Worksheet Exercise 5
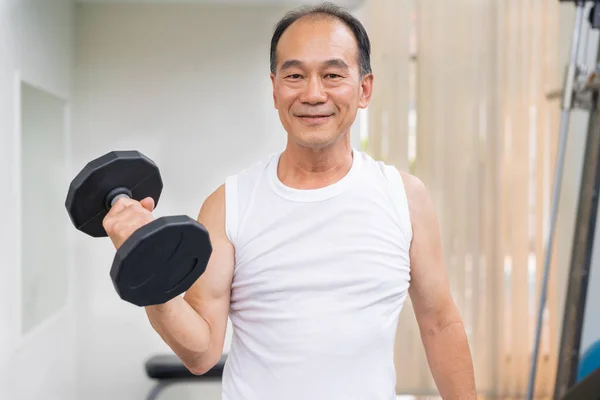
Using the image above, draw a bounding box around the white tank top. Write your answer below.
[221,149,412,400]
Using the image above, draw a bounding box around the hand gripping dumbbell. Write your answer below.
[65,151,212,307]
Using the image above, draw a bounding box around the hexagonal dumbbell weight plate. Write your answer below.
[65,151,212,306]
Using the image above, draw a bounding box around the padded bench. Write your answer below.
[144,354,227,400]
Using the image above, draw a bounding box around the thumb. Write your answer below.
[140,197,155,212]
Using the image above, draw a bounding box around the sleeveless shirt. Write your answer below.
[221,149,412,400]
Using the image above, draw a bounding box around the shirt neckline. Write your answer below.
[268,148,362,203]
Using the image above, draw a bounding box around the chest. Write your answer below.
[230,195,411,312]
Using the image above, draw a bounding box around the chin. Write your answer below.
[298,141,332,150]
[293,133,341,149]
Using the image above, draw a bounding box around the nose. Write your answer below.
[300,75,327,105]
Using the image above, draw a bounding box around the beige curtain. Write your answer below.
[362,0,562,397]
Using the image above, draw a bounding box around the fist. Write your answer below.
[102,197,156,249]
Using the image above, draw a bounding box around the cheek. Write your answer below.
[331,86,359,110]
[275,86,297,105]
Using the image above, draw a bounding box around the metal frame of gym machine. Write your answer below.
[527,1,600,399]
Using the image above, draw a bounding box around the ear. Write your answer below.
[358,73,374,109]
[270,72,278,109]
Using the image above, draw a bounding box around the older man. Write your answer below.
[104,3,477,399]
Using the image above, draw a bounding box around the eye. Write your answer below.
[326,74,342,79]
[286,74,302,79]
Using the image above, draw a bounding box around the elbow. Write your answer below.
[188,363,214,376]
[188,365,212,376]
[418,304,465,338]
[185,353,222,376]
[421,318,464,338]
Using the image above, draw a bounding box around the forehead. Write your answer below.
[276,17,359,66]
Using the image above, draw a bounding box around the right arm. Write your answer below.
[144,184,234,374]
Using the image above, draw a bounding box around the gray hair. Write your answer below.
[269,2,372,77]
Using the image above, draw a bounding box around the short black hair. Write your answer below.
[269,2,372,77]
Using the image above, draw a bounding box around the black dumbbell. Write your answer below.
[65,150,212,307]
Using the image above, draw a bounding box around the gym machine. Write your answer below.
[528,1,600,399]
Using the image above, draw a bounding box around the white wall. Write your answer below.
[72,4,363,399]
[0,1,76,400]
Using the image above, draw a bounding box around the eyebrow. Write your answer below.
[279,58,350,72]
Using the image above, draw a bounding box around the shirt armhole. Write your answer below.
[383,165,413,248]
[225,174,238,245]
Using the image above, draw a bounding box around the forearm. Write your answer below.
[145,297,216,373]
[420,317,477,399]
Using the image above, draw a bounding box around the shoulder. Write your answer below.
[201,184,225,212]
[396,170,430,209]
[355,151,435,229]
[357,150,431,210]
[197,153,277,238]
[201,153,276,211]
[198,184,226,233]
[355,151,418,191]
[395,169,439,248]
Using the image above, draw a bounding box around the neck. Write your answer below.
[278,132,353,190]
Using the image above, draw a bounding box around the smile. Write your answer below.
[297,115,332,124]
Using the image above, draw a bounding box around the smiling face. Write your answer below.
[270,16,373,149]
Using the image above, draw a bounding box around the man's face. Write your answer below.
[270,17,373,149]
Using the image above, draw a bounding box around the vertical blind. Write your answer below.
[362,0,563,397]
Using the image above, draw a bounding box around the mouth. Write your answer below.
[296,114,333,124]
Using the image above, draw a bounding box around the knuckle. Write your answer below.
[102,204,153,239]
[134,206,152,219]
[112,197,128,208]
[102,216,115,232]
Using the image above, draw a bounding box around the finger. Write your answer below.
[103,197,140,231]
[139,197,155,212]
[107,197,139,216]
[105,206,152,238]
[111,202,149,223]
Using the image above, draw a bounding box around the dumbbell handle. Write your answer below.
[105,187,133,210]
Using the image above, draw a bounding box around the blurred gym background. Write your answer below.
[1,0,599,399]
